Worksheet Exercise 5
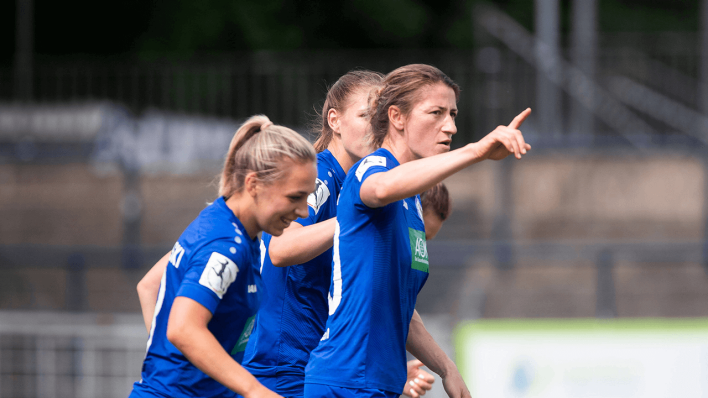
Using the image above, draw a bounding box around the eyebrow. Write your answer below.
[428,105,458,112]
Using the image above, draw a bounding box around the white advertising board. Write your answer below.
[455,319,708,398]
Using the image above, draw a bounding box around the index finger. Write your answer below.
[508,108,531,129]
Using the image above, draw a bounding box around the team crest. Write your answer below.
[307,178,330,215]
[199,252,239,299]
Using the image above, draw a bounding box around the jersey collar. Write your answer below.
[216,196,259,247]
[322,149,347,182]
[373,147,400,168]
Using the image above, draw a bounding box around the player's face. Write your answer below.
[337,88,374,160]
[256,159,317,236]
[403,83,457,160]
[423,208,444,240]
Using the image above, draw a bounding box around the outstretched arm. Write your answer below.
[361,108,531,208]
[268,218,337,267]
[406,310,471,398]
[167,297,282,398]
[137,252,170,333]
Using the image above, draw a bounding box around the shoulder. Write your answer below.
[188,235,254,300]
[307,154,341,217]
[350,149,394,185]
[190,209,254,268]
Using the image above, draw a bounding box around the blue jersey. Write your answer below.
[305,148,430,394]
[131,197,264,398]
[242,150,346,394]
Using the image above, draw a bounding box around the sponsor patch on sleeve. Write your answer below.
[199,252,239,299]
[355,156,387,182]
[307,178,331,215]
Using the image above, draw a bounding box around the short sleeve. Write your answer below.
[177,238,248,314]
[352,155,390,211]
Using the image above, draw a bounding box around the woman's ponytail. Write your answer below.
[219,115,316,198]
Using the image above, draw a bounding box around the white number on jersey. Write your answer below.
[260,239,266,274]
[145,270,167,354]
[328,221,342,315]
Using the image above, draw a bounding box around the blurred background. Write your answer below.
[1,0,707,396]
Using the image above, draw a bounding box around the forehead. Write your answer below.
[343,86,376,111]
[275,159,317,190]
[413,83,457,110]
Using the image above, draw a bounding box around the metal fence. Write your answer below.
[0,312,145,398]
[1,30,705,147]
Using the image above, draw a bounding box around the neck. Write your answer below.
[224,193,259,240]
[327,137,358,173]
[381,128,416,164]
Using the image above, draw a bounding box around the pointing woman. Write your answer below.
[305,64,531,398]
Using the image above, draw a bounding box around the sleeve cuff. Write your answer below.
[176,282,220,314]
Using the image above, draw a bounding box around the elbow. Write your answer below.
[268,248,287,267]
[136,279,150,299]
[371,182,395,208]
[166,321,188,350]
[268,241,294,267]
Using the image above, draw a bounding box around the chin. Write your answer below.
[264,225,285,237]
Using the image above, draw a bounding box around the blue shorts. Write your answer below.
[304,384,398,398]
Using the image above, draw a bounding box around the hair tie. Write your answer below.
[260,121,273,131]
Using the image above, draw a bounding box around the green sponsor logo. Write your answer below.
[231,315,256,355]
[408,228,429,273]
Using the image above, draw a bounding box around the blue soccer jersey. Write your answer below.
[131,197,264,398]
[305,148,430,394]
[242,149,346,396]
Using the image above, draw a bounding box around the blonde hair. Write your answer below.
[219,115,316,198]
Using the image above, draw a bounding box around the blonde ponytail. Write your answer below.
[219,115,316,198]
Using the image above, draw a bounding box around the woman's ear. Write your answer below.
[244,172,259,198]
[388,105,405,131]
[327,108,340,134]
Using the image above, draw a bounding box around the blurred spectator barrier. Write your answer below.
[0,311,145,398]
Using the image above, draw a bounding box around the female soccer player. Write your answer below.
[129,115,317,398]
[304,64,531,398]
[241,70,434,398]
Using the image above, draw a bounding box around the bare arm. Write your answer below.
[167,297,282,398]
[407,310,470,398]
[137,252,170,333]
[361,108,531,208]
[268,218,337,267]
